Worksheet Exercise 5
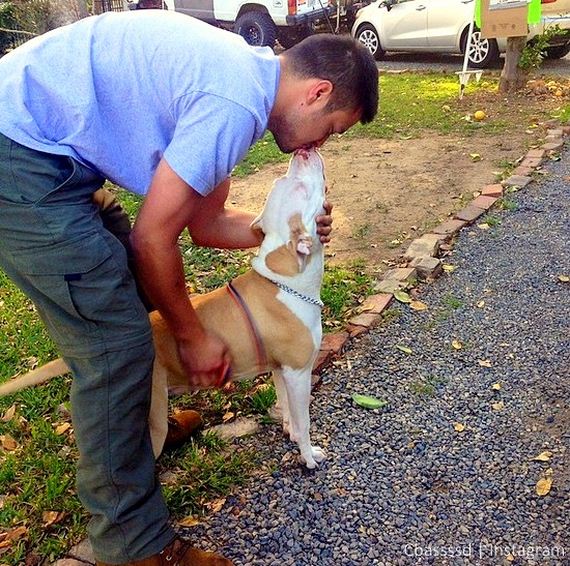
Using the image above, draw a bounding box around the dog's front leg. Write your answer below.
[272,370,291,437]
[280,366,326,469]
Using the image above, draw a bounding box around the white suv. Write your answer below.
[351,0,570,68]
[156,0,335,48]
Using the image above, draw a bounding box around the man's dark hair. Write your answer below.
[283,34,379,124]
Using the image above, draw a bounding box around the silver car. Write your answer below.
[352,0,570,68]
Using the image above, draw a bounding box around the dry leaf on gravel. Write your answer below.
[410,300,428,311]
[205,498,227,513]
[452,340,463,350]
[533,451,553,462]
[535,477,553,496]
[442,264,457,273]
[491,401,505,411]
[476,300,485,308]
[395,345,413,354]
[478,360,492,368]
[453,422,466,432]
[491,382,502,391]
[558,275,569,283]
[178,516,201,527]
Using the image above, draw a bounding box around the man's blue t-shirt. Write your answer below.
[0,11,280,195]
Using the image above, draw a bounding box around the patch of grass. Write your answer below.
[410,375,448,398]
[352,223,371,239]
[498,197,518,212]
[321,260,374,330]
[442,293,464,310]
[159,432,256,520]
[552,104,570,122]
[485,215,502,227]
[381,307,401,325]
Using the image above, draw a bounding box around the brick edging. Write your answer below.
[312,124,569,382]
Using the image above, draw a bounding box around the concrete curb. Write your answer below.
[311,123,569,384]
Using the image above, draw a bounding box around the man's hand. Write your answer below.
[316,199,333,244]
[176,330,232,388]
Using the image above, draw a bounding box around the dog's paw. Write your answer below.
[301,445,327,469]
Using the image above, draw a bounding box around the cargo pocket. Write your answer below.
[16,231,150,358]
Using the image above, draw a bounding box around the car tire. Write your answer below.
[463,28,499,69]
[355,23,385,61]
[235,11,277,47]
[545,43,570,60]
[278,26,312,49]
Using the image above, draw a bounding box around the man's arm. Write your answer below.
[189,177,334,247]
[131,159,232,387]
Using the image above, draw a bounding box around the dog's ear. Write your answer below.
[265,214,312,276]
[288,213,313,272]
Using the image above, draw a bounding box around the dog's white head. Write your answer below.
[251,148,326,277]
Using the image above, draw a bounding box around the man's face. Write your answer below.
[270,104,362,153]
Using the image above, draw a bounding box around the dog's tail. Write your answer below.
[0,358,70,397]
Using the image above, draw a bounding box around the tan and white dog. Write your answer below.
[0,148,327,469]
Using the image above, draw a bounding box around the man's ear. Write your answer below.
[307,79,333,107]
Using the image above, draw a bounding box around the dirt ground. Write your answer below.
[229,132,525,268]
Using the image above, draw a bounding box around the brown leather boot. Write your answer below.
[163,410,203,450]
[96,537,234,565]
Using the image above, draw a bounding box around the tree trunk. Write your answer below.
[498,36,528,93]
[46,0,89,30]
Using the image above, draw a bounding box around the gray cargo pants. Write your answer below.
[0,133,175,563]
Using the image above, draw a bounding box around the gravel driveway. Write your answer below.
[186,147,570,565]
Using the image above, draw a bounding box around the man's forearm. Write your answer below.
[131,232,202,340]
[190,208,263,249]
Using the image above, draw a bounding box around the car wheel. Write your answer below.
[235,11,277,48]
[278,26,311,49]
[465,29,499,69]
[355,23,385,61]
[545,43,570,59]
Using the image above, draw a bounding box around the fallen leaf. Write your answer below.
[478,360,492,368]
[491,382,502,391]
[1,404,16,423]
[393,290,412,304]
[178,516,201,527]
[222,412,235,423]
[453,422,466,432]
[476,300,485,308]
[352,393,387,410]
[477,223,490,230]
[492,401,504,411]
[442,264,457,273]
[206,498,227,513]
[533,451,553,462]
[470,153,482,162]
[558,275,569,283]
[42,511,65,527]
[395,345,413,355]
[535,477,552,496]
[452,340,463,350]
[54,422,71,436]
[0,434,18,451]
[410,300,428,311]
[5,525,27,542]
